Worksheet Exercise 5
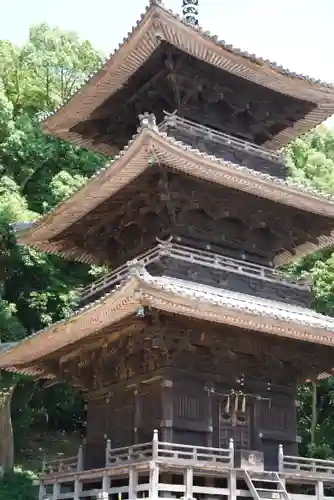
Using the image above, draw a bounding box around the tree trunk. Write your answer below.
[0,380,16,471]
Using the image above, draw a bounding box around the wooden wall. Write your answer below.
[84,369,298,471]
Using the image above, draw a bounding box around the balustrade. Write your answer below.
[78,240,310,306]
[279,444,334,477]
[39,437,334,500]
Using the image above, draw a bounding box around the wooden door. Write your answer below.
[219,404,251,450]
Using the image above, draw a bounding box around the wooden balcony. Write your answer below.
[78,240,311,307]
[39,433,334,500]
[279,444,334,481]
[159,112,288,179]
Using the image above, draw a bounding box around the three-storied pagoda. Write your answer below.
[2,1,334,497]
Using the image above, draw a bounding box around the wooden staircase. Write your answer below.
[244,470,291,500]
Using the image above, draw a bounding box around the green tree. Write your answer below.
[0,24,106,468]
[285,126,334,458]
[0,24,102,114]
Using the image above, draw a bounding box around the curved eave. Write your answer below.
[0,272,334,375]
[41,2,334,153]
[18,125,334,266]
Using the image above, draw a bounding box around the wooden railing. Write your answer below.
[43,446,83,475]
[156,440,234,465]
[104,429,234,468]
[159,111,283,164]
[79,245,162,304]
[106,441,153,465]
[39,440,334,500]
[78,240,310,305]
[279,444,334,476]
[41,430,234,478]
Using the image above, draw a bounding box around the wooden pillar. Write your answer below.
[150,429,160,500]
[228,469,237,500]
[38,480,46,500]
[160,379,173,442]
[74,475,81,500]
[52,481,60,500]
[149,461,160,500]
[184,466,194,500]
[101,470,109,500]
[316,481,324,500]
[129,466,138,499]
[74,444,83,498]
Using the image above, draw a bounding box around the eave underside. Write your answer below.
[67,44,316,154]
[0,272,334,381]
[19,158,334,268]
[3,313,334,391]
[41,4,334,153]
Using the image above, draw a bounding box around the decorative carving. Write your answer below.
[73,44,314,151]
[54,168,334,269]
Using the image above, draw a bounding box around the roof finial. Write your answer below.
[182,0,199,26]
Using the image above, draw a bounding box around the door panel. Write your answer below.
[219,403,251,450]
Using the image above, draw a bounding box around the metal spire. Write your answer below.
[182,0,199,26]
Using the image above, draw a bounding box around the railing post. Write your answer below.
[229,438,234,468]
[150,430,159,500]
[278,444,284,473]
[77,444,84,472]
[101,471,109,500]
[152,429,159,460]
[149,460,159,500]
[105,439,111,467]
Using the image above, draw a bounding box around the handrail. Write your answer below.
[79,246,162,302]
[43,431,234,476]
[159,111,283,164]
[279,444,334,475]
[78,240,310,304]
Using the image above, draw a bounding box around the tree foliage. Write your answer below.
[0,24,105,465]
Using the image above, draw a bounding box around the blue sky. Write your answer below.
[1,0,334,83]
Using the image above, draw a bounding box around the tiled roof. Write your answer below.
[17,115,334,266]
[0,266,333,373]
[144,273,334,335]
[40,1,334,152]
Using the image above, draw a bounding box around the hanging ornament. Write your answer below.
[225,394,230,414]
[234,392,239,412]
[242,394,246,413]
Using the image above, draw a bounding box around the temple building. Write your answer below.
[2,1,334,499]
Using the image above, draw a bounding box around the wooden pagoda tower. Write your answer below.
[2,1,334,499]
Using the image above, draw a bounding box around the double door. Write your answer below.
[219,403,251,450]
